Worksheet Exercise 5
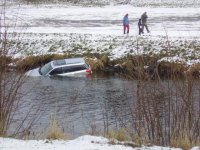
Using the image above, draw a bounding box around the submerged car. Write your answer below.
[26,57,92,77]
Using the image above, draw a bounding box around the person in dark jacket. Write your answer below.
[138,19,143,35]
[141,12,150,33]
[123,13,129,34]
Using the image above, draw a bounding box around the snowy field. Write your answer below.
[3,4,200,65]
[2,0,200,7]
[1,135,197,150]
[6,5,200,38]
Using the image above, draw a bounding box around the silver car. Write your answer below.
[26,57,92,77]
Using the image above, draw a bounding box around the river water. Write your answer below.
[16,73,136,138]
[13,74,200,139]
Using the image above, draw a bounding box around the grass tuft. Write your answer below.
[171,134,195,150]
[107,128,128,142]
[46,114,66,140]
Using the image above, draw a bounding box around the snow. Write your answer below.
[191,147,200,150]
[2,4,200,65]
[0,135,186,150]
[6,5,200,38]
[158,56,186,63]
[2,0,200,7]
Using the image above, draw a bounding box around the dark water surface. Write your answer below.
[18,73,136,138]
[14,74,200,139]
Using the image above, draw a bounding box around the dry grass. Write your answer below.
[185,63,200,78]
[85,58,105,71]
[16,54,69,71]
[171,134,196,150]
[107,128,128,142]
[46,114,67,140]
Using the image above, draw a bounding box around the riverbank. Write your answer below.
[3,4,199,77]
[1,135,199,150]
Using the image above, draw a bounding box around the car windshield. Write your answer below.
[40,62,53,75]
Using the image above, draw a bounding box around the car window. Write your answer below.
[40,62,53,75]
[62,66,72,73]
[70,65,87,72]
[49,67,63,75]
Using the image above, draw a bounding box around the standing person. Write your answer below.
[138,19,143,35]
[141,12,150,33]
[123,13,129,34]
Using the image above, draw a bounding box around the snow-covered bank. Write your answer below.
[0,135,189,150]
[3,4,199,66]
[10,33,200,66]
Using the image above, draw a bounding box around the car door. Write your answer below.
[61,66,73,76]
[71,65,87,75]
[61,65,86,76]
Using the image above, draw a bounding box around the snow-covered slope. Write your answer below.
[10,33,200,66]
[0,135,186,150]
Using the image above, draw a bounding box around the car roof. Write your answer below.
[52,58,85,67]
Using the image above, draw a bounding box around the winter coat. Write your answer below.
[123,15,129,26]
[141,13,148,24]
[138,19,142,28]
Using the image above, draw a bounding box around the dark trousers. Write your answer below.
[139,28,143,35]
[142,23,150,33]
